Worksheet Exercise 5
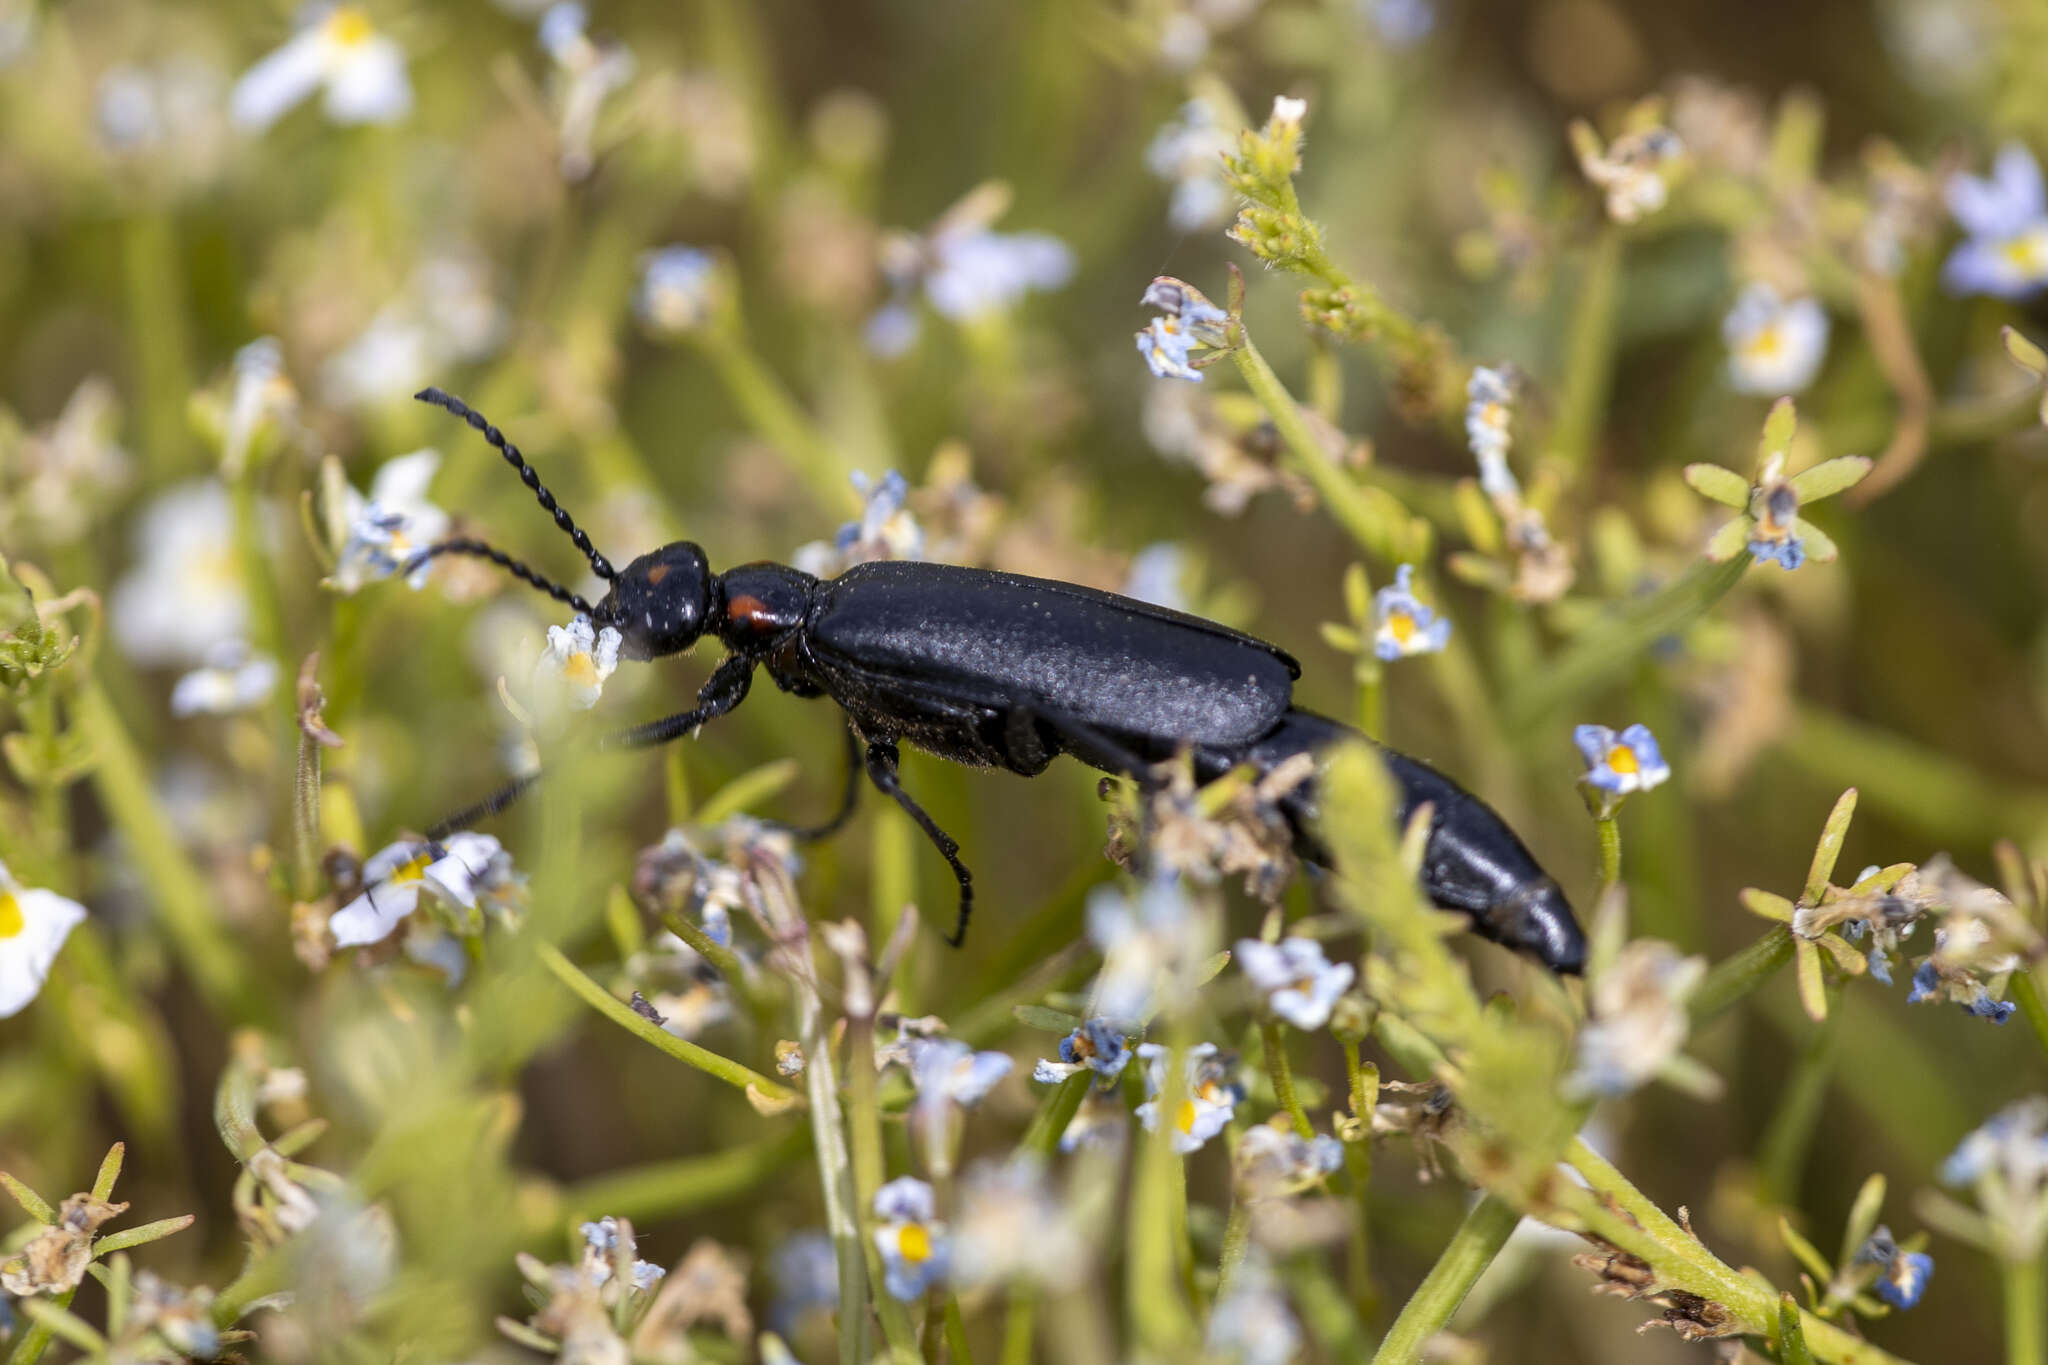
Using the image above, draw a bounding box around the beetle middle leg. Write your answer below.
[781,723,863,842]
[861,736,975,947]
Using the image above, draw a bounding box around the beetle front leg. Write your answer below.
[861,736,975,947]
[600,654,755,751]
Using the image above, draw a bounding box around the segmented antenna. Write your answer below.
[414,387,616,580]
[401,539,596,615]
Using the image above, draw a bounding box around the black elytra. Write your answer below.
[406,388,1587,972]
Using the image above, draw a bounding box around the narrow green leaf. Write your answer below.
[1778,1216,1834,1285]
[1012,1004,1082,1033]
[1704,516,1753,562]
[1793,518,1839,563]
[1759,397,1799,462]
[1740,888,1796,924]
[1795,943,1829,1022]
[696,758,802,825]
[0,1171,56,1224]
[92,1214,195,1258]
[1803,789,1859,902]
[1840,1173,1887,1268]
[1777,1293,1819,1365]
[1682,462,1751,508]
[91,1142,125,1203]
[2002,324,2048,376]
[17,1298,108,1354]
[1787,455,1872,502]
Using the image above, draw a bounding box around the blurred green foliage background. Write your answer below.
[2,0,2047,1361]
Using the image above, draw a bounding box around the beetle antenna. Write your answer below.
[402,538,597,615]
[414,387,617,581]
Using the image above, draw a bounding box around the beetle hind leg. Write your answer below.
[862,736,975,947]
[781,723,864,842]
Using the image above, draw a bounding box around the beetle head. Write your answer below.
[597,541,713,661]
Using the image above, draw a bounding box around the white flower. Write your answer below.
[1574,125,1683,224]
[1234,1120,1344,1199]
[1122,543,1189,610]
[221,338,297,477]
[108,479,248,666]
[1206,1254,1303,1365]
[322,258,505,409]
[1145,101,1235,232]
[1722,285,1830,395]
[0,862,87,1018]
[170,640,282,717]
[1269,96,1308,130]
[4,376,132,547]
[536,613,623,710]
[1565,939,1707,1099]
[329,832,509,947]
[867,192,1074,355]
[949,1158,1085,1291]
[1371,564,1451,660]
[539,2,635,181]
[579,1217,666,1291]
[1134,1041,1239,1154]
[230,5,412,132]
[329,450,450,593]
[1086,877,1200,1026]
[1235,937,1355,1031]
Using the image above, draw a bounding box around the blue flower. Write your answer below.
[1573,723,1671,796]
[1723,284,1830,396]
[636,246,721,336]
[1943,143,2048,299]
[1135,278,1231,383]
[1033,1017,1130,1084]
[769,1231,838,1332]
[1747,466,1807,570]
[1941,1097,2048,1186]
[1910,952,2015,1023]
[1855,1226,1932,1310]
[1464,366,1517,497]
[1371,564,1451,660]
[872,1177,948,1300]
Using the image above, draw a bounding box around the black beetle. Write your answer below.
[405,388,1586,973]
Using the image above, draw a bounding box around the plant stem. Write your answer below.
[694,334,851,515]
[845,1012,923,1358]
[1260,1019,1315,1139]
[1503,553,1752,732]
[1595,814,1621,888]
[1369,1194,1519,1365]
[1756,1005,1841,1209]
[537,943,798,1104]
[2010,1255,2047,1365]
[1231,338,1420,564]
[1546,226,1622,479]
[559,1123,809,1223]
[2012,971,2048,1062]
[1690,927,1794,1027]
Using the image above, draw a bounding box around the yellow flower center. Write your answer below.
[0,891,22,940]
[897,1223,932,1264]
[1742,325,1784,361]
[324,6,376,48]
[564,652,599,688]
[1387,610,1417,644]
[1479,402,1506,429]
[1177,1098,1199,1133]
[391,853,432,883]
[1607,745,1640,776]
[2001,234,2048,273]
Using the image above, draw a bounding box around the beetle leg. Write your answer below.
[862,736,975,947]
[783,723,863,842]
[600,655,755,750]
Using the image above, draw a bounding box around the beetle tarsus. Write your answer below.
[862,736,974,948]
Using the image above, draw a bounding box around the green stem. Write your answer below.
[1369,1194,1519,1364]
[2012,971,2048,1063]
[1128,1038,1198,1352]
[1755,1005,1841,1209]
[537,943,799,1104]
[74,677,260,1022]
[845,1014,923,1358]
[1595,814,1621,888]
[1230,338,1422,565]
[1546,226,1622,480]
[1000,1289,1037,1365]
[120,210,193,474]
[1503,553,1752,732]
[1690,927,1794,1027]
[943,1295,975,1365]
[2011,1255,2047,1365]
[559,1123,808,1223]
[1020,1073,1090,1157]
[694,334,850,514]
[4,1288,78,1365]
[1215,1196,1251,1303]
[1259,1019,1315,1139]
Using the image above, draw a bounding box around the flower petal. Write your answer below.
[230,29,326,131]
